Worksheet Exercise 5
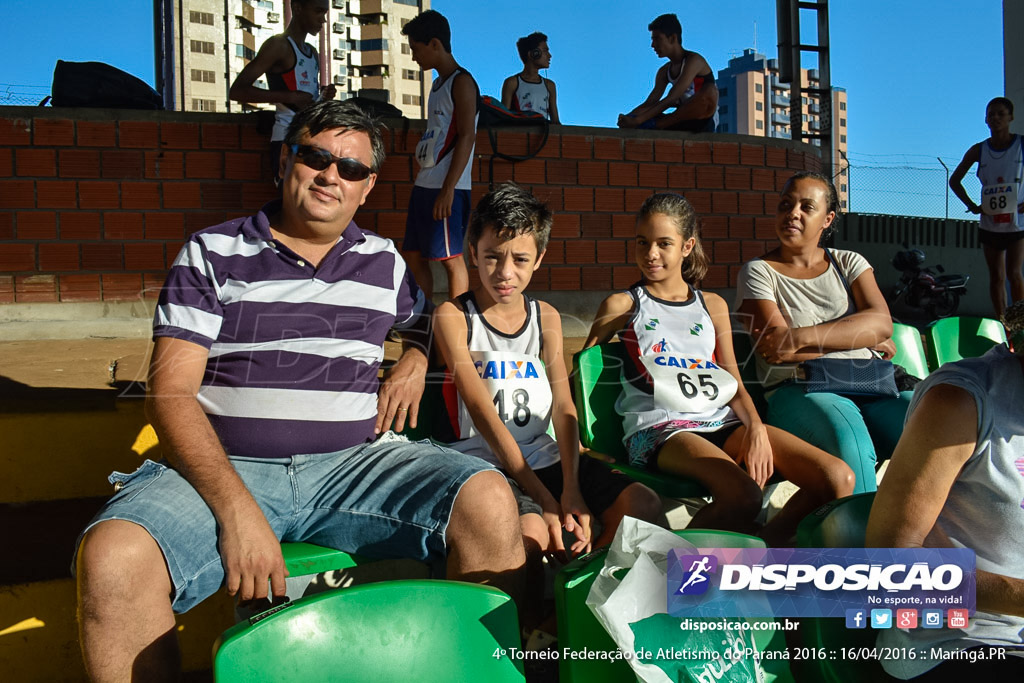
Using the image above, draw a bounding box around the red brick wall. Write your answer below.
[0,107,822,304]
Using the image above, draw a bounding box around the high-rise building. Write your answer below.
[154,0,431,119]
[716,49,849,209]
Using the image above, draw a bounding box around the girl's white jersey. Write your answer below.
[617,285,738,439]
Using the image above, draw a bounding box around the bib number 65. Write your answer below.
[677,372,719,401]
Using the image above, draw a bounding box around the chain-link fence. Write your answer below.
[0,84,52,106]
[840,155,982,220]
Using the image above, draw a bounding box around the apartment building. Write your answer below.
[155,0,431,119]
[716,49,849,209]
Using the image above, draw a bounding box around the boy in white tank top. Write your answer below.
[433,183,665,626]
[229,0,336,179]
[500,32,560,123]
[402,10,478,302]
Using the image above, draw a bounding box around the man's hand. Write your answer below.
[321,84,337,101]
[376,347,428,434]
[432,186,456,221]
[560,487,593,557]
[872,338,897,360]
[219,511,288,603]
[617,113,638,129]
[736,423,774,488]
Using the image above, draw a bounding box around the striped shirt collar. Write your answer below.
[243,199,367,257]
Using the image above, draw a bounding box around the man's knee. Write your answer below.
[617,483,663,523]
[78,520,171,606]
[448,470,519,542]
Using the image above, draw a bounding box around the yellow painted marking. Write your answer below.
[0,617,45,636]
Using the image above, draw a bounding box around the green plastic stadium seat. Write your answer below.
[794,493,888,682]
[890,323,929,380]
[213,580,524,683]
[555,529,792,683]
[732,329,768,418]
[572,343,708,499]
[925,316,1007,370]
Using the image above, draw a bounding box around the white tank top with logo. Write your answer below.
[414,68,477,190]
[978,134,1024,232]
[512,76,550,120]
[618,285,739,439]
[442,292,559,469]
[268,37,320,142]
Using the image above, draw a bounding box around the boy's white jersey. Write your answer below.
[511,76,550,120]
[414,68,477,190]
[442,292,559,469]
[617,285,738,439]
[978,134,1024,232]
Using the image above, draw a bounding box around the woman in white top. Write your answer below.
[735,172,911,494]
[949,97,1024,318]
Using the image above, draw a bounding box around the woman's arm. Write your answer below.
[706,293,773,486]
[738,266,893,364]
[583,292,634,348]
[866,383,1024,617]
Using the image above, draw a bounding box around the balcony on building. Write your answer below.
[267,12,280,23]
[238,1,255,24]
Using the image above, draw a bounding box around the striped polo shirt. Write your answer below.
[153,200,426,459]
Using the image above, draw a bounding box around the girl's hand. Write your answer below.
[753,326,799,364]
[736,423,774,488]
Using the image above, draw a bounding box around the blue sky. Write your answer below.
[0,1,1007,215]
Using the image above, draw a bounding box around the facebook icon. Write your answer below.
[846,609,867,629]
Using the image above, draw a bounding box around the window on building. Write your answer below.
[395,0,419,5]
[353,39,388,51]
[719,87,728,97]
[756,120,764,130]
[840,134,847,143]
[191,40,215,55]
[802,114,808,122]
[191,98,216,112]
[755,101,763,111]
[840,101,846,110]
[755,83,763,93]
[402,69,420,80]
[235,45,255,60]
[841,184,848,192]
[190,11,214,25]
[258,1,274,8]
[720,104,728,114]
[190,69,216,83]
[801,96,808,105]
[840,118,846,127]
[402,94,422,106]
[401,44,410,55]
[721,123,729,132]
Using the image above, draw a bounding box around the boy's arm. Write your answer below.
[500,75,518,110]
[229,36,312,109]
[583,292,634,348]
[629,54,710,125]
[618,65,670,126]
[545,79,560,124]
[432,72,478,221]
[949,143,983,214]
[433,301,571,555]
[539,302,591,555]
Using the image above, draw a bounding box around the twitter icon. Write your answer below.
[871,609,892,629]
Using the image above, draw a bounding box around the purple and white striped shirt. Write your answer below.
[153,201,426,458]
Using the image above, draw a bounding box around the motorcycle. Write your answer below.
[888,244,969,319]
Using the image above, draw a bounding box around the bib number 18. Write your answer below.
[493,388,531,427]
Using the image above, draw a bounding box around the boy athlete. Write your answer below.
[501,32,560,123]
[618,13,718,133]
[433,183,664,569]
[229,0,336,170]
[402,10,478,300]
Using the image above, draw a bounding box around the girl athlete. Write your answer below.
[585,193,853,544]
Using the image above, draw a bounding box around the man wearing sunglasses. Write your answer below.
[74,100,525,681]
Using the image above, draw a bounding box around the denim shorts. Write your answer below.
[73,432,493,613]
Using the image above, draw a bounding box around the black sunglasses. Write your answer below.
[290,144,373,181]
